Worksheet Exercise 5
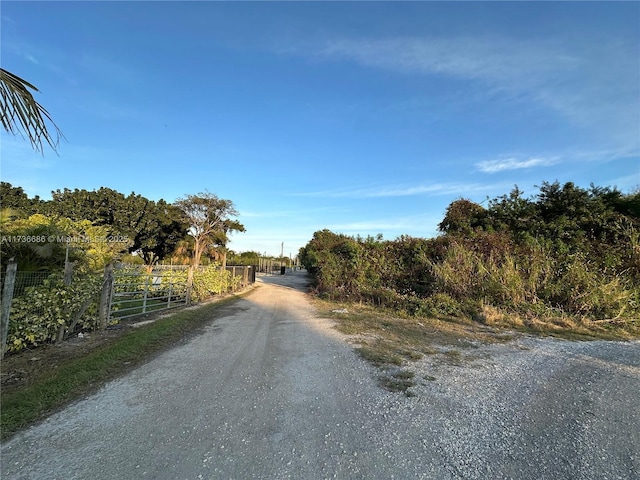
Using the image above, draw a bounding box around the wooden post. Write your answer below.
[57,260,74,342]
[232,266,236,291]
[1,258,18,359]
[142,274,150,314]
[98,264,114,329]
[186,265,194,306]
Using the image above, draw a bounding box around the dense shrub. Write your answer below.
[300,182,640,324]
[6,274,103,352]
[192,265,239,301]
[5,264,242,354]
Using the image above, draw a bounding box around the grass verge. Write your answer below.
[1,297,239,441]
[313,299,503,395]
[313,297,639,395]
[476,303,640,341]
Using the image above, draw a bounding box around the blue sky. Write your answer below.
[1,1,639,257]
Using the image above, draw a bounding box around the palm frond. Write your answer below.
[0,68,64,154]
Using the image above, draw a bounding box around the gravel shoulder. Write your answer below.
[2,270,639,479]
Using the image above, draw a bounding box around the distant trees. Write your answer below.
[1,183,246,270]
[300,182,640,326]
[0,183,42,212]
[227,251,260,266]
[42,187,190,265]
[438,198,487,235]
[174,192,245,267]
[440,182,639,248]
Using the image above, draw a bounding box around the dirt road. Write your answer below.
[2,271,639,479]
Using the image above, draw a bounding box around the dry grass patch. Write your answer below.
[312,298,514,393]
[478,303,640,341]
[312,296,639,394]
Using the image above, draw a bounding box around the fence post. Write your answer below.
[63,261,73,287]
[142,274,150,314]
[167,269,173,309]
[99,264,114,329]
[231,266,236,291]
[186,265,194,306]
[56,261,74,342]
[1,258,18,359]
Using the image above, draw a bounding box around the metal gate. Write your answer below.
[109,267,188,321]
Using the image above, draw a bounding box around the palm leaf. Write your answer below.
[0,68,64,154]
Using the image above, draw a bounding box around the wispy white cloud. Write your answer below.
[297,34,639,150]
[321,36,565,86]
[476,145,639,174]
[476,156,559,173]
[292,181,505,199]
[604,172,640,193]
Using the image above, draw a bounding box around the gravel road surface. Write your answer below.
[2,270,639,479]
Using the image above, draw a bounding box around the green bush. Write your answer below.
[5,264,244,354]
[7,274,103,352]
[300,182,640,325]
[192,265,239,301]
[416,293,464,318]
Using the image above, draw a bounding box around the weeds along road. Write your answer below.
[2,270,639,479]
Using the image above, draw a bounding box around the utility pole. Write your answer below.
[280,242,285,275]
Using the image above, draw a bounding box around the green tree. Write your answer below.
[230,251,260,266]
[1,213,72,271]
[135,200,189,265]
[438,198,487,235]
[0,213,126,272]
[44,187,188,264]
[174,192,244,267]
[485,186,539,236]
[0,182,42,213]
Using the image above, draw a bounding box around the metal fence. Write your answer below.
[0,264,83,358]
[108,265,255,321]
[224,265,256,285]
[1,261,257,357]
[109,268,189,321]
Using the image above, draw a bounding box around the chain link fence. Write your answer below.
[2,261,256,357]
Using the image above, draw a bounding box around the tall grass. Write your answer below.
[301,226,639,334]
[429,238,638,320]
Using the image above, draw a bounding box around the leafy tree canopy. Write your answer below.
[174,191,244,267]
[1,183,189,266]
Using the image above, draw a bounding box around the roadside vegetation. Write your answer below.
[315,298,516,395]
[301,182,640,393]
[0,183,251,354]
